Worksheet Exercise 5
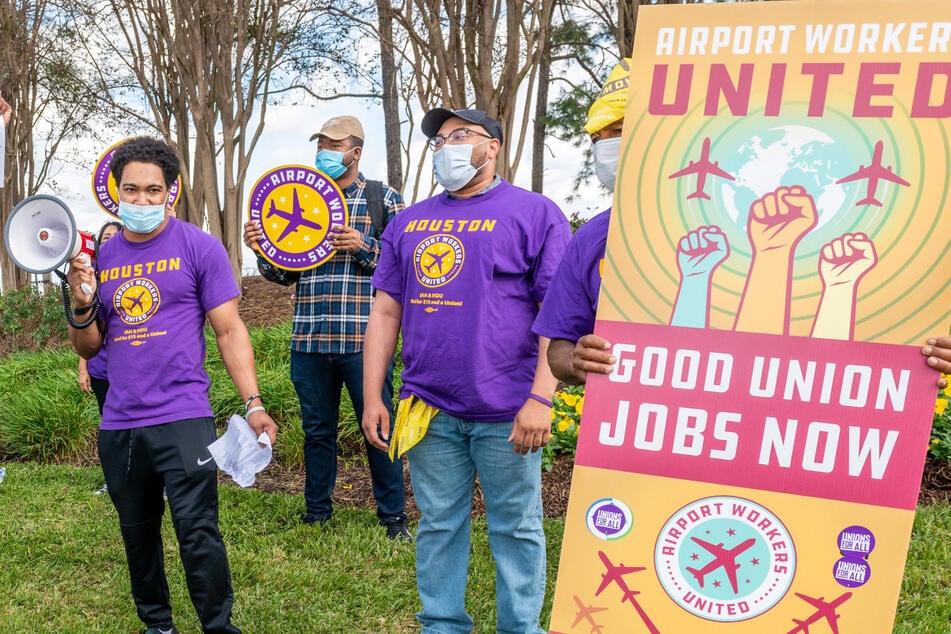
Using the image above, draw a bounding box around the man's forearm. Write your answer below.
[215,323,262,404]
[69,321,103,360]
[363,312,399,401]
[531,336,560,397]
[363,293,402,403]
[547,338,583,385]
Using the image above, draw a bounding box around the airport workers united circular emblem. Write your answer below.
[414,234,464,287]
[92,140,181,217]
[247,165,348,271]
[114,278,161,326]
[655,496,796,622]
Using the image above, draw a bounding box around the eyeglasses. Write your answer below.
[428,127,492,151]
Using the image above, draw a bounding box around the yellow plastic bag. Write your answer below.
[388,395,439,460]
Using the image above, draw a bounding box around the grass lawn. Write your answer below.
[0,463,948,633]
[0,463,563,633]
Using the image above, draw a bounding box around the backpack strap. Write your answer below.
[364,179,387,239]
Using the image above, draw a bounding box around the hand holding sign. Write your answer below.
[328,223,363,253]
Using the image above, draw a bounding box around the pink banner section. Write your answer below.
[577,320,937,510]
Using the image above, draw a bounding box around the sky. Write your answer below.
[22,97,612,277]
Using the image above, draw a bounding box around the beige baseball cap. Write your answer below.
[309,115,365,142]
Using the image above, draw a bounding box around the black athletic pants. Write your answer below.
[98,417,240,634]
[90,375,109,415]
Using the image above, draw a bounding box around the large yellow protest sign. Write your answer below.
[549,1,951,632]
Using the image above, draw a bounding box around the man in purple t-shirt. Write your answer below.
[533,59,634,386]
[362,108,570,633]
[67,137,277,634]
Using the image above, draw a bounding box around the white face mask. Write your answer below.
[593,137,622,192]
[432,141,489,191]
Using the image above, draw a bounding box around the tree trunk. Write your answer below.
[377,0,403,191]
[531,6,553,194]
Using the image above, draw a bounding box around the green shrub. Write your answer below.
[0,350,97,462]
[0,286,69,355]
[0,319,402,469]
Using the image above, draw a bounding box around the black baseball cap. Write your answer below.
[421,108,504,144]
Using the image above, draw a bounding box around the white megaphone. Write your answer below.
[4,194,97,274]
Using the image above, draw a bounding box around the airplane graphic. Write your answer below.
[669,136,735,200]
[265,188,323,242]
[571,595,607,633]
[685,536,757,595]
[787,591,853,634]
[835,140,910,207]
[123,289,147,313]
[595,551,659,634]
[425,249,450,275]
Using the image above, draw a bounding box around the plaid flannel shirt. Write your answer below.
[257,173,405,354]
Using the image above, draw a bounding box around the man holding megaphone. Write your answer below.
[67,136,277,634]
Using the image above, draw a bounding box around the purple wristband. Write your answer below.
[528,393,553,408]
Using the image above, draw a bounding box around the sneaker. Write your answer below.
[302,513,330,526]
[384,519,413,542]
[140,626,179,634]
[94,483,108,496]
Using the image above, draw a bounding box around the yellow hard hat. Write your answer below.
[584,58,632,135]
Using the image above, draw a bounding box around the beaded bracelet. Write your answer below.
[245,405,266,417]
[244,393,262,412]
[527,393,553,408]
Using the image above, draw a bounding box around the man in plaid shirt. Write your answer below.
[243,115,410,540]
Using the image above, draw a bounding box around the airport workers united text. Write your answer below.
[650,21,951,119]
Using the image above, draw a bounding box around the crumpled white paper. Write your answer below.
[207,414,272,487]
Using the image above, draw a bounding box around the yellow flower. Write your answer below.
[561,392,580,407]
[935,398,948,416]
[932,438,941,445]
[557,418,570,432]
[575,396,585,414]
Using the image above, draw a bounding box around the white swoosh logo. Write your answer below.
[197,456,215,466]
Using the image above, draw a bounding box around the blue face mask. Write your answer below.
[117,200,166,234]
[432,141,489,192]
[315,148,356,179]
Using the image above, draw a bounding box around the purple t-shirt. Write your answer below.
[96,218,240,429]
[532,209,611,342]
[373,180,570,422]
[86,347,107,380]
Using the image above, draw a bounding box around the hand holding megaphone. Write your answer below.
[66,254,97,303]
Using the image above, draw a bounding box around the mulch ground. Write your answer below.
[246,444,575,520]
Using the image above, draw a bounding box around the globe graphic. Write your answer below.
[717,124,851,234]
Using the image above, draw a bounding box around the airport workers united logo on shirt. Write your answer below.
[92,140,181,217]
[414,234,464,287]
[655,496,796,622]
[247,165,348,271]
[114,278,161,326]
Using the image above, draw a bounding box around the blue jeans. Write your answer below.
[290,350,405,522]
[407,412,546,634]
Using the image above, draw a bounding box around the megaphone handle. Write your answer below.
[54,270,100,330]
[80,283,93,297]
